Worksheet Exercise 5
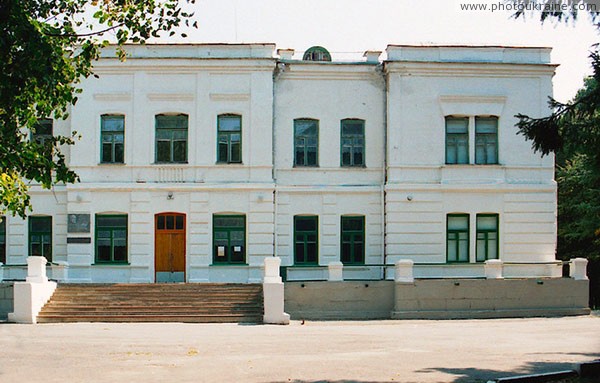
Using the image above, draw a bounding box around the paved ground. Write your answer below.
[0,315,599,383]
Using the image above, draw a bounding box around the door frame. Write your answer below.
[154,212,187,283]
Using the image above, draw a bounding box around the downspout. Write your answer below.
[380,62,388,279]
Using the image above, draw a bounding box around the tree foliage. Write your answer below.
[0,0,196,218]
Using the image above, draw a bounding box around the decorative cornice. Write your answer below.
[147,93,195,102]
[93,93,132,101]
[209,93,250,102]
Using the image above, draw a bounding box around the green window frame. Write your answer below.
[101,115,125,164]
[447,214,469,263]
[475,117,499,164]
[341,216,365,265]
[217,114,242,164]
[294,119,319,167]
[476,214,499,262]
[155,114,188,163]
[29,216,52,261]
[294,216,318,265]
[445,117,469,165]
[213,215,246,264]
[95,215,128,264]
[341,119,365,167]
[31,118,53,146]
[0,217,5,264]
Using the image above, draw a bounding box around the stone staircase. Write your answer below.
[37,283,264,323]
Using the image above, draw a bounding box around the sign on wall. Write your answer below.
[67,214,91,233]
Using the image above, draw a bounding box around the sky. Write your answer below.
[158,0,599,103]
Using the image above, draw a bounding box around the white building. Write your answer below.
[1,43,561,285]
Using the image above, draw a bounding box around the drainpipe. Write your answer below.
[379,62,388,279]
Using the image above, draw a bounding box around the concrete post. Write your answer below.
[262,257,290,325]
[328,262,344,281]
[395,260,414,283]
[570,258,589,280]
[9,256,57,324]
[51,261,69,282]
[484,259,504,279]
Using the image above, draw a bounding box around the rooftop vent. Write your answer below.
[303,46,332,62]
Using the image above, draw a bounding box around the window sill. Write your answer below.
[92,262,131,266]
[153,162,189,165]
[210,263,248,267]
[98,163,126,166]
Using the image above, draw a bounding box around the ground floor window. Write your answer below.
[213,215,246,264]
[0,217,5,264]
[294,215,318,265]
[447,214,469,263]
[341,216,365,264]
[29,216,52,261]
[95,215,128,263]
[476,214,499,262]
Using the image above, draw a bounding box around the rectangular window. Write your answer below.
[155,114,188,163]
[476,214,499,262]
[213,215,246,264]
[294,119,318,167]
[447,214,469,263]
[0,217,5,264]
[341,216,365,265]
[32,119,53,146]
[294,216,318,265]
[101,115,125,164]
[217,114,242,163]
[445,117,469,164]
[95,215,128,263]
[29,216,52,261]
[475,117,498,164]
[341,119,365,167]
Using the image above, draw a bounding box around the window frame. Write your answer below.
[154,114,189,164]
[446,214,470,263]
[29,216,52,261]
[294,118,319,167]
[340,119,365,167]
[340,216,365,265]
[294,215,319,266]
[95,214,129,264]
[445,116,469,165]
[216,114,242,164]
[100,114,125,164]
[31,118,53,146]
[476,214,499,262]
[212,214,246,265]
[0,217,5,264]
[475,116,499,165]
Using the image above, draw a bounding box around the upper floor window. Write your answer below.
[31,118,53,146]
[302,46,332,62]
[155,114,188,163]
[294,119,318,167]
[217,114,242,164]
[213,215,246,264]
[341,216,365,265]
[341,119,365,167]
[476,214,499,262]
[475,117,498,164]
[101,115,124,164]
[294,215,318,265]
[445,117,469,164]
[29,216,52,261]
[0,217,5,264]
[95,215,128,264]
[447,214,469,263]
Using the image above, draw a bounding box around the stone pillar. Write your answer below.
[9,256,57,324]
[51,261,69,282]
[570,258,589,280]
[484,259,504,279]
[26,256,49,283]
[263,257,290,325]
[395,260,414,283]
[328,262,344,281]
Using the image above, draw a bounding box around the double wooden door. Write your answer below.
[155,213,186,283]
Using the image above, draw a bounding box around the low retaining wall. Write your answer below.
[284,278,590,320]
[0,282,14,320]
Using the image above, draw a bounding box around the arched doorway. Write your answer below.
[155,213,186,283]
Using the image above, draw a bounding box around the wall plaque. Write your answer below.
[68,214,90,233]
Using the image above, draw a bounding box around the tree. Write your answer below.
[0,0,196,218]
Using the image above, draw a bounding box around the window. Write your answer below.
[445,117,469,164]
[217,114,242,163]
[447,214,469,263]
[294,216,318,265]
[476,214,498,262]
[31,118,53,146]
[101,115,125,164]
[341,216,365,264]
[294,119,318,167]
[29,216,52,261]
[155,114,188,163]
[95,215,128,263]
[213,215,246,264]
[475,117,498,164]
[341,119,365,167]
[0,217,5,264]
[302,46,332,62]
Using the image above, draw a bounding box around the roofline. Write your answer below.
[387,44,552,50]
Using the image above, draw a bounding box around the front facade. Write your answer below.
[0,43,559,284]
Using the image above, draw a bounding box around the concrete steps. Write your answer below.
[37,283,264,324]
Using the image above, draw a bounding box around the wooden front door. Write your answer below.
[155,213,186,283]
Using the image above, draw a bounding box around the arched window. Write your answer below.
[101,115,125,164]
[155,114,188,163]
[217,114,242,164]
[302,46,332,62]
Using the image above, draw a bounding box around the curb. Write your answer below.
[488,360,600,383]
